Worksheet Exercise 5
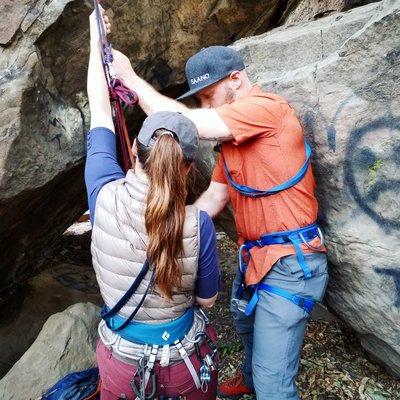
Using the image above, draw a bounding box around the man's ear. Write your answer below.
[228,70,242,90]
[132,138,138,156]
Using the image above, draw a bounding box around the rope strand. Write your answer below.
[92,0,138,171]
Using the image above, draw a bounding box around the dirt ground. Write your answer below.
[209,233,400,400]
[46,225,400,399]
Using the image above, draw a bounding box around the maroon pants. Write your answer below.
[97,328,218,399]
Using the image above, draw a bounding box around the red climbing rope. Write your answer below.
[93,0,139,172]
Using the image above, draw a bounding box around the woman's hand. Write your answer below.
[89,5,111,43]
[87,5,114,132]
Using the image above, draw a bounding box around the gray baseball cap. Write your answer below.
[177,45,245,100]
[138,111,199,160]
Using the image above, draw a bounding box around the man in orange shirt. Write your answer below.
[112,45,329,399]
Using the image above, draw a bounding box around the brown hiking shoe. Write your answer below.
[218,372,254,399]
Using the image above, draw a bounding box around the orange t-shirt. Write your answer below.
[212,85,324,285]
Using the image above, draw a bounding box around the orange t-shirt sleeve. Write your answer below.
[216,93,282,145]
[211,153,227,184]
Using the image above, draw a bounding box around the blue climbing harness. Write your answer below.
[237,224,322,316]
[104,306,195,345]
[238,223,321,279]
[242,283,315,317]
[223,141,312,198]
[99,259,215,396]
[221,140,322,315]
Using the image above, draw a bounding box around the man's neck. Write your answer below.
[235,82,253,100]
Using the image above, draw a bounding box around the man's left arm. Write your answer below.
[112,50,233,142]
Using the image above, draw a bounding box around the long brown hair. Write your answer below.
[137,130,192,299]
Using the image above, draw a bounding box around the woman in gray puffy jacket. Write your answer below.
[85,8,220,400]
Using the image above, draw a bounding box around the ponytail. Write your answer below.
[137,131,191,299]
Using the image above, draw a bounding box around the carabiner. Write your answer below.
[299,227,325,251]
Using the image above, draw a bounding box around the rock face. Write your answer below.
[0,0,87,294]
[0,0,377,295]
[0,302,100,400]
[283,0,379,24]
[0,262,102,379]
[219,0,399,376]
[0,0,393,381]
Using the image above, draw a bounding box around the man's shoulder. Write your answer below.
[228,86,289,118]
[246,85,288,106]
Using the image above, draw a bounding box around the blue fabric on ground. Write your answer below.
[41,367,99,400]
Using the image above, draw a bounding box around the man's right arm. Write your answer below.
[194,181,230,218]
[111,50,232,142]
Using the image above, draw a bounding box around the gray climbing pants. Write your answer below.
[231,252,329,400]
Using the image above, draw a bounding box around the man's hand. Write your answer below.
[111,49,137,84]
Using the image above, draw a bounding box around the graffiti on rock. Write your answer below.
[276,97,399,230]
[344,117,400,231]
[375,267,400,307]
[325,94,357,152]
[49,117,67,150]
[49,117,66,130]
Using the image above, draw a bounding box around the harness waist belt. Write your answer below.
[104,307,195,346]
[257,224,320,246]
[236,224,322,315]
[239,223,321,280]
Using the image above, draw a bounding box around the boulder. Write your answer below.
[0,0,376,295]
[211,0,399,376]
[0,0,296,296]
[0,262,102,379]
[0,0,87,295]
[0,302,100,400]
[283,0,379,24]
[0,0,392,381]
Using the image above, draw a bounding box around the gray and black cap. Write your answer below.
[177,45,245,100]
[138,111,199,161]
